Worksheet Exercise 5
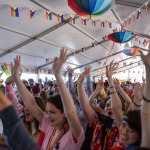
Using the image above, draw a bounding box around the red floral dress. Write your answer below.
[90,119,125,150]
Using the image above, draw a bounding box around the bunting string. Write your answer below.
[122,0,149,27]
[0,2,120,29]
[134,37,149,47]
[103,43,115,67]
[0,1,149,30]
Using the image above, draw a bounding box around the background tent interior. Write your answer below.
[0,0,150,83]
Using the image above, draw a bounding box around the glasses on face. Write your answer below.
[121,122,136,134]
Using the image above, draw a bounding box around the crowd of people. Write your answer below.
[0,48,149,150]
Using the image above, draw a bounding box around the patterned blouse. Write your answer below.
[90,118,125,150]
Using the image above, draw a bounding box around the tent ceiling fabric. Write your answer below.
[0,0,149,76]
[0,28,30,50]
[41,24,94,49]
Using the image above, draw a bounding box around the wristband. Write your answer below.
[143,95,150,103]
[109,91,117,95]
[109,86,115,89]
[117,89,122,92]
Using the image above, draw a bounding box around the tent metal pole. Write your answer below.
[115,0,150,9]
[94,60,142,77]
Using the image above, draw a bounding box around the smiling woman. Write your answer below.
[120,111,141,147]
[10,51,85,150]
[106,61,142,149]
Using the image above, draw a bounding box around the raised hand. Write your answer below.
[133,83,143,102]
[139,44,150,67]
[6,69,23,85]
[67,66,74,73]
[84,65,92,78]
[106,61,119,79]
[77,73,85,86]
[113,78,121,91]
[96,76,104,91]
[11,55,22,79]
[52,48,69,76]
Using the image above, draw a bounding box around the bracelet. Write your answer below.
[143,95,150,103]
[133,101,141,107]
[109,86,115,89]
[117,89,122,92]
[109,91,117,95]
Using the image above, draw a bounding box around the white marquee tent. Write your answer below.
[0,0,149,81]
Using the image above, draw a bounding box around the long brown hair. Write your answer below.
[23,96,45,141]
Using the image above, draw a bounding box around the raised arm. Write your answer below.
[139,49,150,148]
[85,66,93,97]
[11,56,43,123]
[89,78,105,114]
[113,78,132,114]
[77,67,96,126]
[5,75,24,117]
[131,83,142,110]
[67,66,78,103]
[106,62,123,124]
[52,48,82,140]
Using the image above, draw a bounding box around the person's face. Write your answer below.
[38,80,42,84]
[45,84,49,90]
[45,102,65,128]
[104,86,109,93]
[120,121,140,145]
[29,81,34,86]
[24,107,35,122]
[104,99,114,119]
[54,85,59,93]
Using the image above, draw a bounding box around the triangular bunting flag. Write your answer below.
[100,21,105,27]
[108,22,112,28]
[129,17,132,24]
[102,35,108,41]
[1,63,8,72]
[46,11,52,20]
[30,8,36,19]
[82,18,86,25]
[145,1,149,14]
[143,39,149,47]
[70,16,75,24]
[136,10,142,19]
[92,20,96,26]
[92,41,97,47]
[58,14,63,22]
[48,70,52,74]
[11,5,19,17]
[72,51,76,56]
[82,47,86,52]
